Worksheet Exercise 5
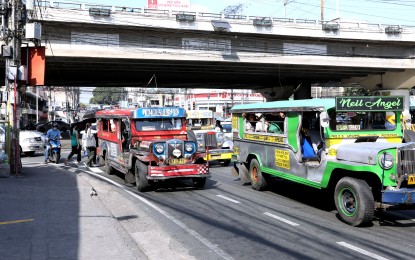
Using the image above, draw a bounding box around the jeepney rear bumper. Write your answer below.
[148,164,209,180]
[204,149,233,161]
[382,188,415,205]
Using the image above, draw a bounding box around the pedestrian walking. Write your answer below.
[84,123,97,167]
[64,124,81,165]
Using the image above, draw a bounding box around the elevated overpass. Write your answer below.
[11,1,415,99]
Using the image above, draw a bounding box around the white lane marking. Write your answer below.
[337,242,389,260]
[216,195,240,204]
[89,167,103,173]
[263,212,300,226]
[85,171,233,260]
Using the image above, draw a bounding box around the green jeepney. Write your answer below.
[231,96,415,226]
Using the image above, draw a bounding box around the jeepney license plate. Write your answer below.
[169,158,187,165]
[408,174,415,185]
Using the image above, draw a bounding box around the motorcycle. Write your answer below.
[48,138,61,164]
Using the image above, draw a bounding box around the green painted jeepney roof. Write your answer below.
[230,98,336,113]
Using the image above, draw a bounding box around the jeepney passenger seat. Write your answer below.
[301,121,320,163]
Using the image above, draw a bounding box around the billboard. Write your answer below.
[148,0,190,11]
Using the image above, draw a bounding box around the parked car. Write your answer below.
[20,130,46,156]
[0,125,45,157]
[36,120,70,133]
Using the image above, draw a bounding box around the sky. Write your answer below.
[77,0,415,103]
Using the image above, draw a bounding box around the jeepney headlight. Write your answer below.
[185,141,196,152]
[154,143,165,154]
[185,142,194,152]
[379,152,394,170]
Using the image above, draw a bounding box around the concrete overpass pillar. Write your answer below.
[294,82,312,100]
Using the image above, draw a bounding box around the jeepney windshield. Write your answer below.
[135,118,183,131]
[187,118,212,127]
[329,110,397,131]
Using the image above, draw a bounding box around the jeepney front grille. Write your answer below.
[397,143,415,178]
[167,141,184,159]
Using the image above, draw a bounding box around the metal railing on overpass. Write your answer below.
[36,1,415,33]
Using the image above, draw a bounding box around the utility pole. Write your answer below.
[1,0,25,175]
[321,0,324,21]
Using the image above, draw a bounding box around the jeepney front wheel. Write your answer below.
[249,159,267,191]
[220,159,231,166]
[334,177,374,226]
[192,177,206,189]
[135,161,150,192]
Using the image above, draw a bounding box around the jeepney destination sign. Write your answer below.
[335,96,404,112]
[133,107,185,118]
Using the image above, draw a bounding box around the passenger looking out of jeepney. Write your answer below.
[255,114,269,132]
[243,113,256,131]
[110,119,117,132]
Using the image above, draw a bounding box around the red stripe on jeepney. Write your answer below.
[149,164,209,176]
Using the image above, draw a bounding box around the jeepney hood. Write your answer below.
[336,142,398,165]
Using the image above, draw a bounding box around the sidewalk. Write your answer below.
[0,156,197,260]
[0,161,146,260]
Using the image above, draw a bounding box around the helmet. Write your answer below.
[52,123,59,128]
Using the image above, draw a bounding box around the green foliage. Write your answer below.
[343,85,370,96]
[89,87,128,104]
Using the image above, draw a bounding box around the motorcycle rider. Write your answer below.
[44,122,61,164]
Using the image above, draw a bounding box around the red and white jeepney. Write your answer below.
[95,107,208,191]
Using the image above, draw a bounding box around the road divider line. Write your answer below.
[336,242,389,260]
[85,171,233,260]
[0,219,34,225]
[216,195,241,204]
[263,212,299,226]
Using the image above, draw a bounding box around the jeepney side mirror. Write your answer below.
[320,112,330,128]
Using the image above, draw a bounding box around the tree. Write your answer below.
[89,87,128,104]
[343,84,370,96]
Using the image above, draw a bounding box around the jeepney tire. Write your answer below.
[221,159,231,167]
[98,155,104,166]
[135,161,150,192]
[104,154,115,175]
[192,177,206,189]
[334,177,374,227]
[249,159,267,191]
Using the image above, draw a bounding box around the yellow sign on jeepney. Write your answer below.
[275,149,290,169]
[244,133,284,144]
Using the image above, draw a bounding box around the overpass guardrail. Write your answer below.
[35,1,415,33]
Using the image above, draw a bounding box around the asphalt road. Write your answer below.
[22,152,415,260]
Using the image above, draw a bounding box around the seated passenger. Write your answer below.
[255,115,269,132]
[244,113,256,131]
[300,119,318,161]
